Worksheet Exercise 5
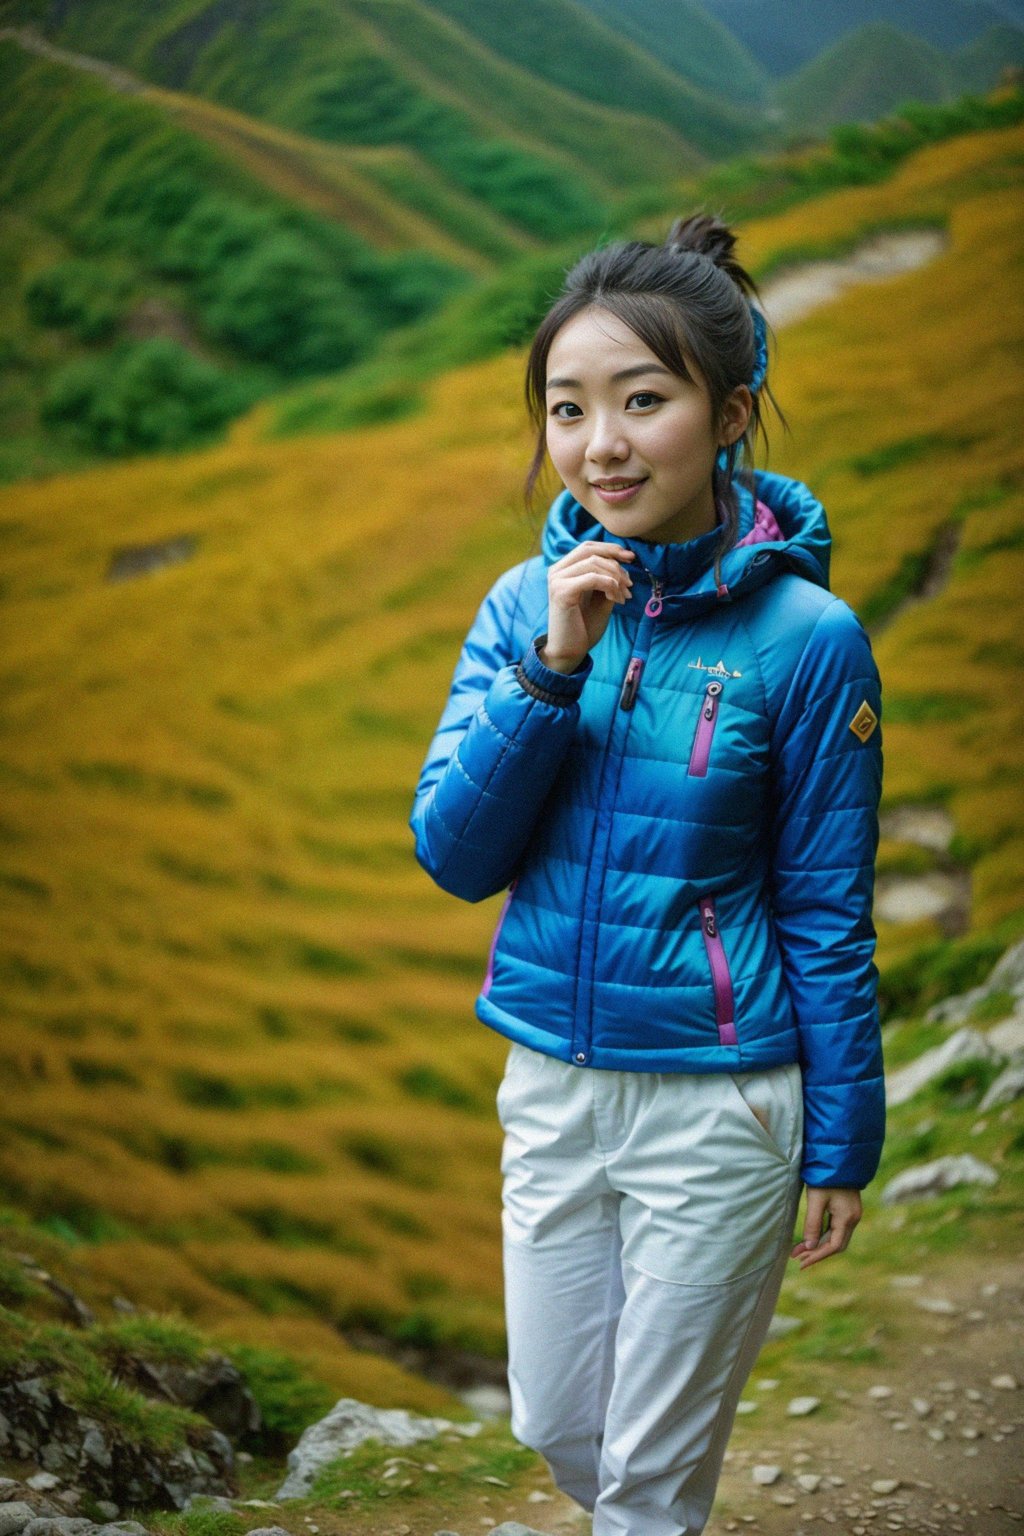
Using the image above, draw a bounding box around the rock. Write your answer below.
[526,1490,553,1502]
[275,1399,482,1499]
[980,1061,1024,1110]
[0,1505,39,1536]
[914,1296,959,1314]
[766,1313,802,1340]
[796,1473,822,1491]
[987,1013,1024,1058]
[987,937,1024,995]
[245,1528,293,1536]
[488,1526,553,1536]
[117,1355,261,1442]
[881,1154,999,1203]
[457,1385,510,1420]
[868,1385,893,1399]
[752,1465,782,1485]
[992,1374,1019,1390]
[912,1398,933,1416]
[871,1477,901,1493]
[92,1507,118,1523]
[885,1028,1003,1106]
[787,1396,821,1416]
[21,1522,95,1536]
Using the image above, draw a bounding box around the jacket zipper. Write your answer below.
[698,894,738,1046]
[481,877,517,998]
[688,680,724,776]
[619,576,663,711]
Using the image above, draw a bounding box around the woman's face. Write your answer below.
[544,305,748,546]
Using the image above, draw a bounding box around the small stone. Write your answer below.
[965,1388,983,1401]
[914,1296,958,1315]
[752,1464,783,1485]
[735,1400,758,1414]
[960,1426,981,1439]
[25,1479,60,1493]
[757,1378,780,1390]
[526,1490,553,1502]
[871,1479,901,1494]
[927,1428,946,1441]
[0,1505,38,1536]
[93,1506,118,1523]
[911,1397,932,1416]
[868,1385,894,1400]
[772,1494,797,1506]
[796,1474,822,1492]
[935,1380,956,1392]
[992,1374,1019,1390]
[787,1396,821,1416]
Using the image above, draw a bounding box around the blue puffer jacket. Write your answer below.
[410,470,885,1189]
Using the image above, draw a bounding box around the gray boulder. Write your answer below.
[881,1154,998,1204]
[980,1060,1024,1110]
[276,1398,481,1499]
[885,1027,1003,1106]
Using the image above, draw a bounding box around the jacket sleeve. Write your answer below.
[409,564,592,903]
[768,598,885,1190]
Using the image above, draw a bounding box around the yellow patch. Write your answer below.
[849,700,879,742]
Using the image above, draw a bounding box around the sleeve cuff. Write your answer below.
[517,634,593,703]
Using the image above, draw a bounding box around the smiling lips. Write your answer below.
[591,477,649,503]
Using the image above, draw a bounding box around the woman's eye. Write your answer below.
[629,391,662,409]
[551,401,582,419]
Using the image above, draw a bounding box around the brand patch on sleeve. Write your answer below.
[849,700,879,742]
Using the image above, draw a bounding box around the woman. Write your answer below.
[409,213,885,1535]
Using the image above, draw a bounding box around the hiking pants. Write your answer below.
[498,1041,804,1536]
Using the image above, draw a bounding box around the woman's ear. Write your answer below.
[718,385,753,448]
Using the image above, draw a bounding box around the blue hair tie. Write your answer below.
[749,305,768,394]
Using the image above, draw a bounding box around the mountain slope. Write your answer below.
[777,24,956,132]
[0,0,751,194]
[575,0,769,105]
[703,0,1015,76]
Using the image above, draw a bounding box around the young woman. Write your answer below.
[409,214,885,1535]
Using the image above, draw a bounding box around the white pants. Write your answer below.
[497,1042,804,1536]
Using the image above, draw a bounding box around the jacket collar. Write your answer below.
[541,471,832,620]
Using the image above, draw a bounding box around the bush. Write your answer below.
[23,259,129,342]
[41,339,254,455]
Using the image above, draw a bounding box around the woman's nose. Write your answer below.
[585,416,630,464]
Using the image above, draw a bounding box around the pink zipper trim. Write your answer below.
[698,894,737,1046]
[481,879,517,997]
[619,656,644,711]
[688,681,723,776]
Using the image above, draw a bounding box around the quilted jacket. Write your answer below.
[410,470,886,1189]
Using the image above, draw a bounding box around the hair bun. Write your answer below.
[664,213,756,299]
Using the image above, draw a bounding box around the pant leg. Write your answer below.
[593,1062,804,1536]
[497,1043,626,1511]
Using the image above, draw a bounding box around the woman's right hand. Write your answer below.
[539,542,636,674]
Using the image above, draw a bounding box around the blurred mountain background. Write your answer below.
[0,2,1022,1511]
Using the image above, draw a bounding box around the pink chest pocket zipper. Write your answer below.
[688,680,723,777]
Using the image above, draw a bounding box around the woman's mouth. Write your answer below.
[591,477,648,504]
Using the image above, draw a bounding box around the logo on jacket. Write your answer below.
[688,655,743,678]
[849,700,879,741]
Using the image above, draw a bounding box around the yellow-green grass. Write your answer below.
[0,123,1021,1408]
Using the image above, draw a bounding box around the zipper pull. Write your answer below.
[702,903,717,938]
[645,577,664,619]
[703,679,723,719]
[619,656,644,711]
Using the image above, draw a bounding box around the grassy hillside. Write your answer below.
[777,24,957,133]
[576,0,769,106]
[419,0,766,137]
[0,122,1021,1413]
[0,0,739,195]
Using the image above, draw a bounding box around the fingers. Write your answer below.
[553,568,632,606]
[791,1188,862,1269]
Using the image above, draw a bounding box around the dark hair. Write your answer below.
[524,213,782,586]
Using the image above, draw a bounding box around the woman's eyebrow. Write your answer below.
[546,363,675,390]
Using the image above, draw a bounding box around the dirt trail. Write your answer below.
[758,230,947,332]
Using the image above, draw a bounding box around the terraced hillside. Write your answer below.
[0,122,1021,1413]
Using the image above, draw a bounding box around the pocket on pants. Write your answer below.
[728,1061,803,1165]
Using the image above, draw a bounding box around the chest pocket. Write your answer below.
[688,679,724,777]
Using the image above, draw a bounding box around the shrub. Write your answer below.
[23,259,129,342]
[42,339,255,455]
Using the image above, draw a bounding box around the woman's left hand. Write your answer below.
[791,1186,862,1268]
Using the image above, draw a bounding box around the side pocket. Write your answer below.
[729,1063,803,1164]
[481,878,517,998]
[698,893,737,1046]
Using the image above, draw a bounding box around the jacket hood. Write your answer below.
[541,470,832,620]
